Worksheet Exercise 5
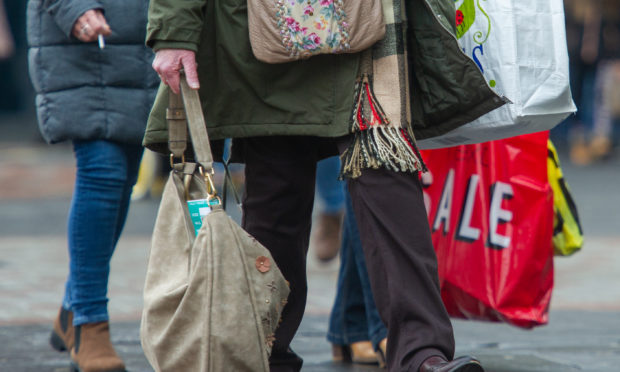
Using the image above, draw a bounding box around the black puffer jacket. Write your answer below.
[27,0,159,144]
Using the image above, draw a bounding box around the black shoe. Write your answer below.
[269,347,304,372]
[419,355,484,372]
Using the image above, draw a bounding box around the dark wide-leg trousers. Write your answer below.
[241,136,455,372]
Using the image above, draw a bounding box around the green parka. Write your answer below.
[143,0,504,153]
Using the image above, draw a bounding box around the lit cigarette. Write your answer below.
[98,34,105,49]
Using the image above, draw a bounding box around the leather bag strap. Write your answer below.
[167,73,214,174]
[180,76,214,173]
[166,88,187,160]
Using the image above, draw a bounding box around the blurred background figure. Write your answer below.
[26,0,158,371]
[563,0,599,165]
[328,192,387,368]
[0,0,34,117]
[312,156,345,262]
[563,0,620,165]
[131,149,168,201]
[0,0,14,60]
[589,0,620,162]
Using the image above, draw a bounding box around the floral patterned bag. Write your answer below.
[248,0,385,64]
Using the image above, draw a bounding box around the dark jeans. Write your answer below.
[63,140,143,326]
[242,136,454,372]
[327,191,387,350]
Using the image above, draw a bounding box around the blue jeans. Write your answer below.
[327,192,387,350]
[63,140,143,326]
[315,156,345,215]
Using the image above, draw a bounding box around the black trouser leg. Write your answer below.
[347,167,455,372]
[241,136,318,372]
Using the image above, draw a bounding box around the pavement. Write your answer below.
[1,113,620,371]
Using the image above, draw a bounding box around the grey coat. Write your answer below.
[26,0,159,145]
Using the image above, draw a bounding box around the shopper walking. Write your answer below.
[588,0,620,161]
[26,1,158,371]
[145,0,504,371]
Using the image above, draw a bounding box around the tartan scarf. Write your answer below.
[340,0,425,178]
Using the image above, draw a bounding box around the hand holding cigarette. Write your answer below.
[71,9,111,44]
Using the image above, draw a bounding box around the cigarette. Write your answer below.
[98,34,105,49]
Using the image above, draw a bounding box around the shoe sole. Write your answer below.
[351,356,380,365]
[49,330,67,352]
[70,361,127,372]
[451,361,484,372]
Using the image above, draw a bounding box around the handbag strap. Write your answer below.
[167,73,219,199]
[167,73,214,174]
[166,87,187,161]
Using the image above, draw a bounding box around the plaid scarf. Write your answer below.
[341,0,425,178]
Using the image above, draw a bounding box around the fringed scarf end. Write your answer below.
[340,74,425,179]
[340,126,424,179]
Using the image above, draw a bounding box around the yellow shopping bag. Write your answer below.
[547,140,584,256]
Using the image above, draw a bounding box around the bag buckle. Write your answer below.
[170,153,186,167]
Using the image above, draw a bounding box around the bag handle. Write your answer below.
[167,73,214,172]
[167,72,217,196]
[182,74,214,172]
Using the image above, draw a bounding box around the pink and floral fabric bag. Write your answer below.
[248,0,385,64]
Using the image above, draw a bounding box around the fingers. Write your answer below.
[182,56,200,90]
[92,11,112,36]
[88,10,111,37]
[72,16,90,41]
[72,9,111,42]
[166,74,181,95]
[153,51,175,94]
[153,50,181,94]
[153,49,199,94]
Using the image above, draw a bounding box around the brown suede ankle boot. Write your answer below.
[312,212,343,262]
[332,341,379,364]
[70,322,126,372]
[50,307,74,352]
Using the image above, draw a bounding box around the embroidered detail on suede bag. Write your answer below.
[248,0,385,64]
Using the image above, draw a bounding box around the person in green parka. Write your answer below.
[144,0,505,371]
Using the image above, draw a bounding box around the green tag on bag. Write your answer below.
[187,199,220,236]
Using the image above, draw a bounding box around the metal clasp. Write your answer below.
[199,166,221,205]
[170,153,186,167]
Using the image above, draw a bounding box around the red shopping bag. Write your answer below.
[419,132,554,328]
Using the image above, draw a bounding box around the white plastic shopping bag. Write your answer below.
[418,0,576,149]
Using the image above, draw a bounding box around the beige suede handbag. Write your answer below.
[140,75,290,372]
[248,0,385,63]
